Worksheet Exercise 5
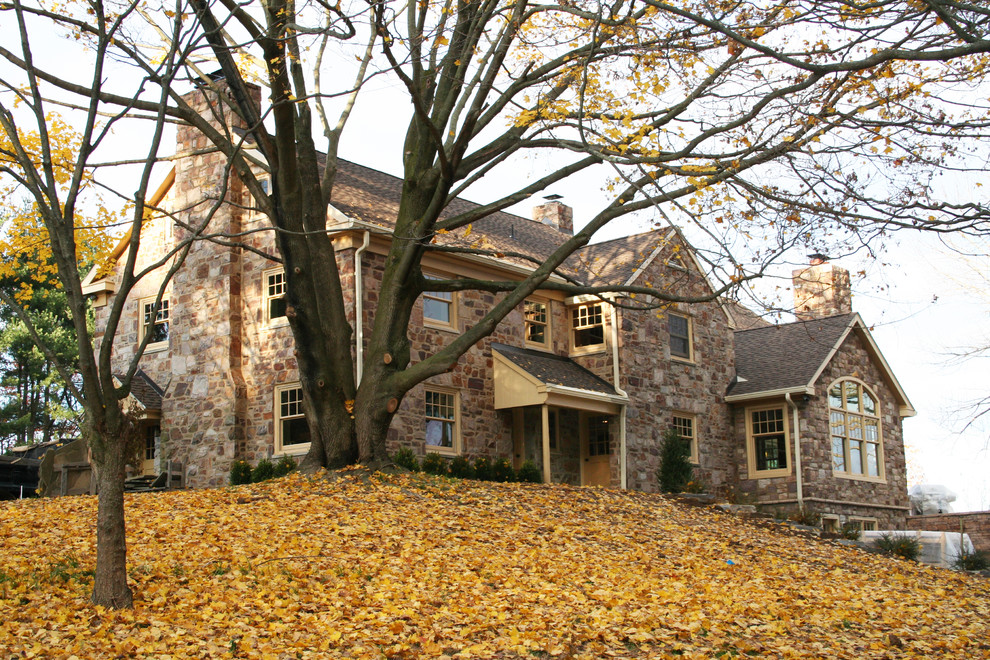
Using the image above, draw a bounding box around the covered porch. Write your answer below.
[492,344,628,487]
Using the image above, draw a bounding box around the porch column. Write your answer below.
[541,404,552,484]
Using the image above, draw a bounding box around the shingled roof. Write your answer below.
[572,231,672,286]
[122,369,165,411]
[491,343,620,395]
[727,313,856,398]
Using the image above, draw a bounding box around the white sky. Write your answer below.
[3,15,987,512]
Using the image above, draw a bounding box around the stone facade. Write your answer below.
[89,85,915,526]
[731,329,911,528]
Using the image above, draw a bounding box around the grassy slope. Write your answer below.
[0,472,988,659]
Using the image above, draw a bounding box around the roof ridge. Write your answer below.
[733,312,854,335]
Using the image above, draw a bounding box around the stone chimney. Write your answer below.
[532,195,573,234]
[792,254,852,321]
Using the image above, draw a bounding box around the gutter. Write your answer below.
[354,230,371,385]
[609,297,630,490]
[785,393,804,512]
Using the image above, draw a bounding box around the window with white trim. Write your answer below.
[139,296,170,350]
[672,413,698,463]
[524,299,550,348]
[747,406,789,476]
[571,303,605,350]
[669,312,693,361]
[425,388,459,453]
[829,379,883,479]
[275,384,310,454]
[264,269,288,325]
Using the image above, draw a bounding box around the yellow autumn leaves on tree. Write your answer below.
[1,472,987,658]
[0,115,121,300]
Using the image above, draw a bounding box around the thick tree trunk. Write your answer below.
[91,434,133,608]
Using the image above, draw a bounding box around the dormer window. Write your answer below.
[571,303,605,351]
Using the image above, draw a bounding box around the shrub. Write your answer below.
[491,458,516,483]
[449,455,475,479]
[473,457,494,481]
[229,460,253,486]
[789,508,821,527]
[953,549,989,571]
[272,455,297,478]
[683,479,706,494]
[656,427,693,493]
[421,452,449,476]
[392,447,420,472]
[251,458,276,483]
[874,533,922,561]
[839,522,862,541]
[517,460,542,484]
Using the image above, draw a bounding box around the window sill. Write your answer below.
[424,320,459,334]
[524,341,553,352]
[748,468,790,479]
[144,342,169,354]
[266,318,290,329]
[833,472,886,484]
[276,444,311,456]
[569,345,607,357]
[425,446,460,456]
[670,355,696,365]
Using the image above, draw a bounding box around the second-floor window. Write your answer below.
[669,312,693,360]
[423,275,455,329]
[140,296,170,349]
[524,300,549,348]
[264,269,288,325]
[571,303,604,350]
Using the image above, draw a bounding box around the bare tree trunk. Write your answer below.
[90,429,133,608]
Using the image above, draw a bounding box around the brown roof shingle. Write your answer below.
[492,343,620,395]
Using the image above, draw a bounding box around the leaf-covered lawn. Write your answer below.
[1,473,988,659]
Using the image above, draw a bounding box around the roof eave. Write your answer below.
[725,385,816,404]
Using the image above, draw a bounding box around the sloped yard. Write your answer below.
[1,471,988,658]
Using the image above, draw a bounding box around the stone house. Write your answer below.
[83,83,915,528]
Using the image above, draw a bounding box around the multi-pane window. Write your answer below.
[141,296,170,347]
[669,313,692,360]
[751,407,787,472]
[672,414,698,463]
[425,389,458,452]
[423,276,455,327]
[571,303,604,349]
[829,379,882,478]
[265,270,288,324]
[587,415,611,456]
[276,385,310,452]
[524,300,549,347]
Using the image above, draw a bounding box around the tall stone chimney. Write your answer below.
[532,195,573,234]
[792,254,852,321]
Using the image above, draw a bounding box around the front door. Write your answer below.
[581,414,612,486]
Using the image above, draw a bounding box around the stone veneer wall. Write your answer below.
[906,512,990,553]
[616,249,736,494]
[732,327,910,528]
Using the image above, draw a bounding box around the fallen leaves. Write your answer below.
[1,473,988,658]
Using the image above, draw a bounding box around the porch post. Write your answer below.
[541,404,552,484]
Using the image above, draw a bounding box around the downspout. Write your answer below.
[609,297,629,490]
[354,230,371,385]
[785,393,804,512]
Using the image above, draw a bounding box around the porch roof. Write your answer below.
[492,343,627,413]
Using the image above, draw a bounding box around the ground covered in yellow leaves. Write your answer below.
[1,472,988,659]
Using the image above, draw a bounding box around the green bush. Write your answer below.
[421,452,449,476]
[230,460,253,486]
[251,458,276,483]
[953,549,989,571]
[491,458,516,483]
[789,508,822,527]
[839,522,862,541]
[517,460,542,484]
[656,427,693,493]
[683,479,706,494]
[392,447,420,472]
[272,455,297,478]
[874,533,922,561]
[449,455,475,479]
[473,457,494,482]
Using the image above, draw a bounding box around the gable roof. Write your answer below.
[119,369,165,412]
[727,313,915,416]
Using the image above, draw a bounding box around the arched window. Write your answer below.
[829,379,883,479]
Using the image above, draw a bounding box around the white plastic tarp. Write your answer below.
[862,530,976,568]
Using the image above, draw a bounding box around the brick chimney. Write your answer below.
[792,254,852,321]
[532,195,573,234]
